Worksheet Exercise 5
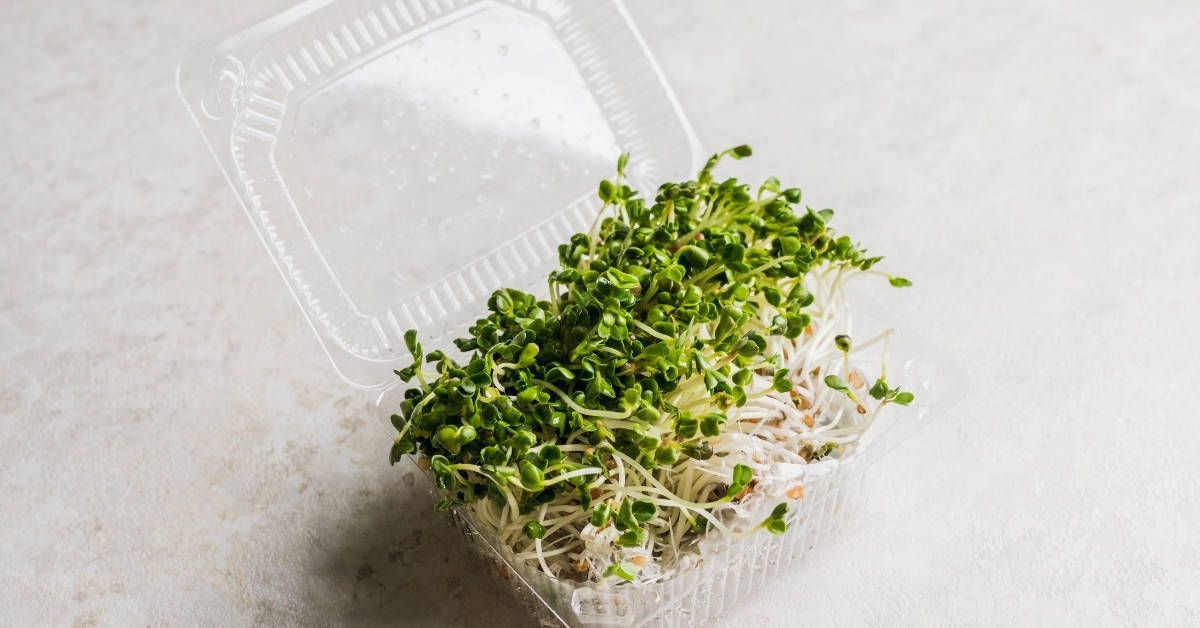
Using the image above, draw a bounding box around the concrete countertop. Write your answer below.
[2,1,1197,625]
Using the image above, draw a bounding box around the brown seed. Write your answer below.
[856,404,867,414]
[848,371,865,389]
[734,483,754,501]
[803,415,815,428]
[574,559,590,573]
[787,484,806,500]
[590,487,602,500]
[631,555,649,567]
[417,457,431,471]
[606,458,617,470]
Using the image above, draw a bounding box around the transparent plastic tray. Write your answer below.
[178,1,964,625]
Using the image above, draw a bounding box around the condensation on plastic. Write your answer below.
[178,1,965,626]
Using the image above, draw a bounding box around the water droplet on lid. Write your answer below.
[475,194,486,203]
[501,92,510,100]
[497,45,509,55]
[530,118,540,129]
[427,174,438,183]
[470,29,481,40]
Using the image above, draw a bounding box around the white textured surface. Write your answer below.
[2,1,1199,626]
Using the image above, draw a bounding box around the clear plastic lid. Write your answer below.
[178,0,703,388]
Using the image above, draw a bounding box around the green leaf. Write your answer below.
[603,561,638,581]
[675,415,699,439]
[824,375,850,394]
[892,391,915,405]
[480,445,506,466]
[517,343,540,366]
[728,464,753,496]
[889,276,912,288]
[430,455,451,475]
[700,413,723,437]
[605,267,641,290]
[598,179,615,203]
[869,378,889,400]
[389,438,413,465]
[615,498,638,531]
[615,528,648,548]
[540,445,563,464]
[523,521,547,539]
[436,425,461,454]
[403,329,421,356]
[590,503,613,527]
[772,369,792,393]
[654,263,685,283]
[518,460,545,489]
[676,245,710,269]
[631,500,657,524]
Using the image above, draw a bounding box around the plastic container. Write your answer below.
[178,1,965,625]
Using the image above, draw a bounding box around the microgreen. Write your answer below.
[388,147,913,583]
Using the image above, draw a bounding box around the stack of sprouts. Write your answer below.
[389,146,913,583]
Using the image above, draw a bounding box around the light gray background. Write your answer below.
[3,1,1198,626]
